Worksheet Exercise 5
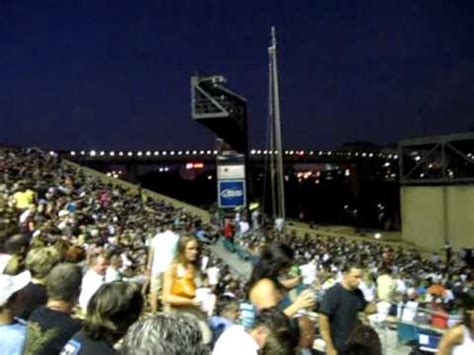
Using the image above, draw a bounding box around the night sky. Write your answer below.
[1,0,474,151]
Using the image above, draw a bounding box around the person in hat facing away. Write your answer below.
[0,271,31,355]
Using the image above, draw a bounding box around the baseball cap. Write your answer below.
[0,271,31,307]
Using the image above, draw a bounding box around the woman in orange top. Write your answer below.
[162,235,212,343]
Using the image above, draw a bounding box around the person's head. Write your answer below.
[342,262,364,291]
[121,312,207,355]
[47,263,82,305]
[0,271,30,317]
[106,250,123,269]
[90,253,109,276]
[84,282,144,345]
[175,236,200,265]
[249,242,294,290]
[25,247,61,280]
[4,234,30,256]
[64,245,86,263]
[215,295,240,321]
[250,307,298,355]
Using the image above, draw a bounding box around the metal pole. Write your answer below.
[268,51,277,219]
[270,26,286,221]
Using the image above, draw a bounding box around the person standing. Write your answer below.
[146,223,179,314]
[319,262,376,355]
[162,235,212,344]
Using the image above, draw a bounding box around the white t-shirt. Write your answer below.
[151,230,179,274]
[79,270,105,310]
[212,325,259,355]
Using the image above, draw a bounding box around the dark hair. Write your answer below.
[341,260,365,274]
[47,263,82,302]
[255,308,298,355]
[346,321,382,355]
[248,242,294,291]
[4,234,30,255]
[121,313,207,355]
[215,295,239,317]
[84,282,144,345]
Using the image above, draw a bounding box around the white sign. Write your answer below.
[217,165,245,180]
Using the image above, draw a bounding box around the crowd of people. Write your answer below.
[1,147,473,355]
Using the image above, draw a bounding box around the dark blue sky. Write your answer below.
[1,0,474,150]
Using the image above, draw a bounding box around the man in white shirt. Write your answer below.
[146,225,179,313]
[79,253,109,311]
[212,308,297,355]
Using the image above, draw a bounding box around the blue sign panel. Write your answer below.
[218,179,246,208]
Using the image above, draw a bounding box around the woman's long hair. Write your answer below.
[248,242,294,292]
[174,235,201,267]
[84,282,144,345]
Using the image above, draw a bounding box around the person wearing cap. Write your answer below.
[0,271,31,355]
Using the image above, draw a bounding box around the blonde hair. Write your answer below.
[26,247,61,279]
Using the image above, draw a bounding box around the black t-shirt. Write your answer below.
[17,282,48,320]
[60,330,117,355]
[25,306,82,355]
[319,283,367,352]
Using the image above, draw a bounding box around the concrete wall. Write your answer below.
[401,186,474,251]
